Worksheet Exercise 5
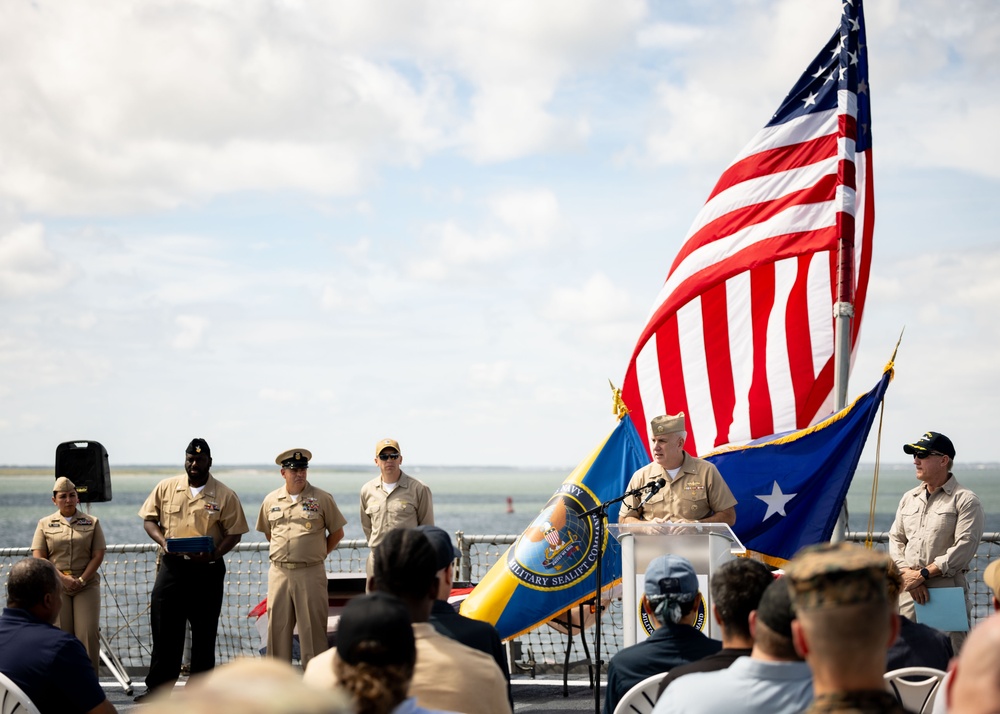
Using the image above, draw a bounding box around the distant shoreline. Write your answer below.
[3,462,1000,472]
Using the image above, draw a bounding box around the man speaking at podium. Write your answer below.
[619,413,737,526]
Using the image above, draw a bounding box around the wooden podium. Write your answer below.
[608,523,745,646]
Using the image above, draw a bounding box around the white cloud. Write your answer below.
[409,189,564,281]
[0,0,646,215]
[259,388,299,403]
[61,313,98,331]
[636,22,705,49]
[0,223,77,299]
[468,361,513,388]
[544,273,636,324]
[172,315,210,350]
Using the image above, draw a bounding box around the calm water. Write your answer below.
[1,462,999,548]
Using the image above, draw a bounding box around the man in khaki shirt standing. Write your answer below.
[256,448,347,666]
[620,413,737,526]
[889,430,984,652]
[136,438,249,700]
[359,438,433,573]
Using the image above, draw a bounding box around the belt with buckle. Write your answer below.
[272,561,323,570]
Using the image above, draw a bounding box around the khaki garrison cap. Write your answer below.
[785,542,891,611]
[651,413,686,436]
[276,449,312,469]
[53,477,77,492]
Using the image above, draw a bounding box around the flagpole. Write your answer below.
[831,2,862,543]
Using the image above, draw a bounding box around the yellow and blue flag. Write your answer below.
[461,416,647,640]
[708,366,893,566]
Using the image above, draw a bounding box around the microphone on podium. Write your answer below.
[639,477,667,506]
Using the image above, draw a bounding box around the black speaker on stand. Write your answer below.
[54,440,112,503]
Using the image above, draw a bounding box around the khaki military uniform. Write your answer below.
[619,454,737,522]
[31,510,106,672]
[138,473,249,691]
[139,473,248,548]
[256,483,347,665]
[359,472,433,573]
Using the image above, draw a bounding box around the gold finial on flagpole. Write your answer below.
[608,380,630,420]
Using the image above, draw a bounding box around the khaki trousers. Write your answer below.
[57,580,101,672]
[266,562,329,666]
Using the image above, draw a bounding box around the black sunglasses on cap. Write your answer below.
[379,452,401,461]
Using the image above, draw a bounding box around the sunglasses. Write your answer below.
[914,451,945,459]
[378,453,401,461]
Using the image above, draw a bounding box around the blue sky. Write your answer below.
[1,0,998,467]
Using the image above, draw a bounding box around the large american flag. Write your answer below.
[622,0,874,455]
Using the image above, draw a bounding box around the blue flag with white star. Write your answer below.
[703,366,893,565]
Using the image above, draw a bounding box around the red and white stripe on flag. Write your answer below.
[622,1,874,456]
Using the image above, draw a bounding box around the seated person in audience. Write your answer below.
[929,560,1000,714]
[885,559,953,672]
[941,614,1000,714]
[334,592,460,714]
[653,576,813,714]
[304,528,511,714]
[656,558,773,698]
[603,554,721,713]
[0,558,116,714]
[416,525,512,708]
[786,543,904,714]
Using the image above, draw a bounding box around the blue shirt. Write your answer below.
[652,656,813,714]
[0,607,107,714]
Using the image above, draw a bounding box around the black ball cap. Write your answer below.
[336,592,415,667]
[902,431,955,459]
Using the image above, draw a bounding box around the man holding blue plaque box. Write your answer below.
[889,430,984,653]
[135,438,249,701]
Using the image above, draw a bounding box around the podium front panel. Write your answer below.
[609,523,744,646]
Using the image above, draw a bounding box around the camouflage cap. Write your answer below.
[785,542,891,611]
[650,413,686,436]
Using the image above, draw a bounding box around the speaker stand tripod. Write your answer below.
[99,629,133,695]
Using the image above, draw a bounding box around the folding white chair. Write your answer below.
[613,672,668,714]
[884,666,947,714]
[0,672,41,714]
